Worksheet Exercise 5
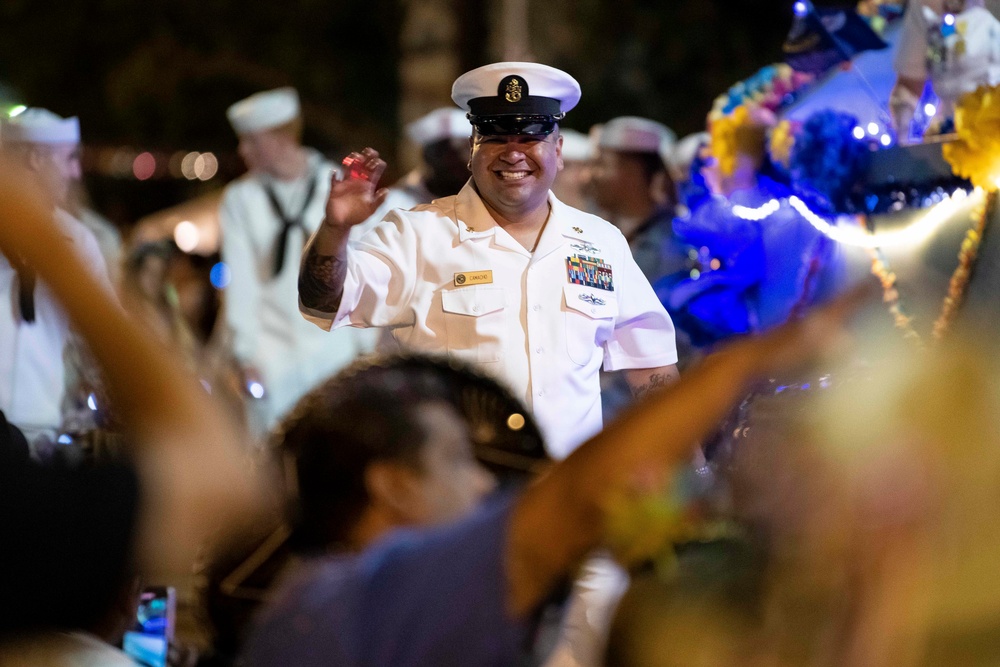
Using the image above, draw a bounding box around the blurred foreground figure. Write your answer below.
[244,298,867,662]
[0,108,108,451]
[609,320,1000,667]
[220,86,377,434]
[0,158,268,657]
[197,355,547,665]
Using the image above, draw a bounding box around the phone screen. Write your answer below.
[122,586,175,667]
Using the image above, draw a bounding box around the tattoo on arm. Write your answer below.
[298,248,346,313]
[631,372,671,401]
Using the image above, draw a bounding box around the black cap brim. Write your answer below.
[470,114,560,136]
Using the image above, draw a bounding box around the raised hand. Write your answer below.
[324,147,389,231]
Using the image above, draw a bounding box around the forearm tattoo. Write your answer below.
[298,248,346,313]
[631,372,671,401]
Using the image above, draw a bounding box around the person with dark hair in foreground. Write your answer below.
[197,356,548,665]
[244,313,863,662]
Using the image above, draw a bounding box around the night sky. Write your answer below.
[0,0,826,224]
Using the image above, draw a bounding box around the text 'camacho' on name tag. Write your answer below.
[453,270,493,287]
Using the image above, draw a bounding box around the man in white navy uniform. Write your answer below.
[0,108,109,450]
[299,63,679,460]
[221,87,377,432]
[299,62,679,667]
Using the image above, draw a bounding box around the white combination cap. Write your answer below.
[405,108,471,146]
[558,128,594,162]
[598,116,677,156]
[2,108,80,144]
[452,62,581,134]
[226,87,300,134]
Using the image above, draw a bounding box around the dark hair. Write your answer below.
[276,354,547,552]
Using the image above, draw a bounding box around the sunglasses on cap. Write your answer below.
[470,114,562,137]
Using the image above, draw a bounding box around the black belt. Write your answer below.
[263,172,319,278]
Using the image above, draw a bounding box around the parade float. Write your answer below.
[668,0,1000,349]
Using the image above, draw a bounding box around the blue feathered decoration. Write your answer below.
[788,109,871,214]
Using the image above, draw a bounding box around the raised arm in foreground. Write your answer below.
[506,286,868,615]
[0,158,271,577]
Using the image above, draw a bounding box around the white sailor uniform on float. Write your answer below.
[0,210,107,444]
[220,149,378,428]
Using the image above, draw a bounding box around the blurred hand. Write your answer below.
[323,147,389,231]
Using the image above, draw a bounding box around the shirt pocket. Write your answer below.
[441,286,506,363]
[563,283,619,366]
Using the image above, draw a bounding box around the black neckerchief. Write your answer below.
[11,257,36,324]
[262,170,319,278]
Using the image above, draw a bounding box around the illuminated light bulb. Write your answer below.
[852,126,866,140]
[880,133,892,146]
[248,381,266,399]
[132,152,156,181]
[944,13,955,25]
[867,122,879,135]
[174,220,200,253]
[924,103,937,117]
[733,198,781,221]
[210,262,231,289]
[181,151,200,180]
[793,1,808,17]
[197,152,219,180]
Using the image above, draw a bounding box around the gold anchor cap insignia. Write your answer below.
[573,226,583,233]
[505,78,522,103]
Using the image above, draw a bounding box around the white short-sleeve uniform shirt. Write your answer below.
[302,182,677,458]
[0,209,108,439]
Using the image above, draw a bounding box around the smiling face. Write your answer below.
[469,129,563,221]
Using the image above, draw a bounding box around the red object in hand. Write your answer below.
[342,155,371,181]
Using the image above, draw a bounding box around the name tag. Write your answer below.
[454,270,493,286]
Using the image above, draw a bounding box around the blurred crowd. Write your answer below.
[3,13,1000,665]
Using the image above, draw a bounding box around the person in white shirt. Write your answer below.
[219,87,378,432]
[891,0,1000,140]
[0,108,108,451]
[299,62,680,460]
